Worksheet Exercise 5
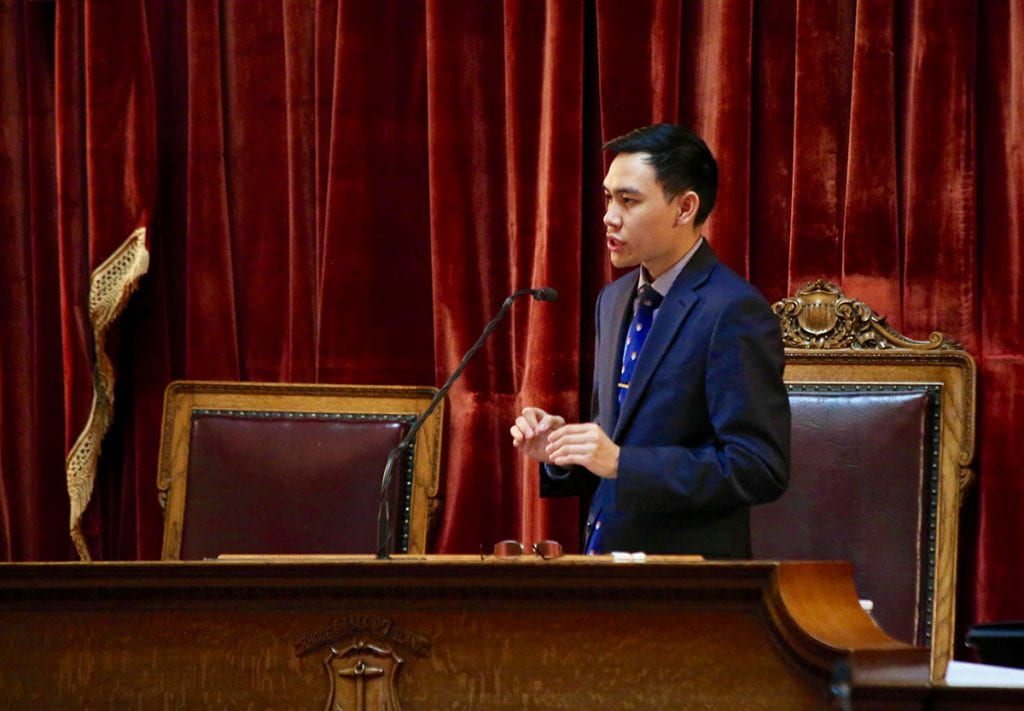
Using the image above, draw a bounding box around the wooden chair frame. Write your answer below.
[157,381,443,559]
[769,281,976,681]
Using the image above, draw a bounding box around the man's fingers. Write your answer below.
[518,415,602,467]
[549,443,594,459]
[547,428,599,449]
[549,431,598,444]
[520,407,547,427]
[537,414,564,432]
[549,422,599,438]
[551,452,589,467]
[517,407,552,437]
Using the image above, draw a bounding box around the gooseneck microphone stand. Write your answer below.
[375,287,558,559]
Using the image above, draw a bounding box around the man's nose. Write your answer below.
[603,205,620,227]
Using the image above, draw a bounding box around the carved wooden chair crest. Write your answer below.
[774,280,962,351]
[754,280,976,682]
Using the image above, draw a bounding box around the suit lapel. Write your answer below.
[597,277,635,434]
[612,240,718,440]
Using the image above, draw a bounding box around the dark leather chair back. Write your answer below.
[158,382,442,559]
[757,385,938,645]
[752,281,975,682]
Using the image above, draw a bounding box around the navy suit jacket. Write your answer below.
[542,240,790,558]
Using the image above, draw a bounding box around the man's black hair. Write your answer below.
[603,124,718,225]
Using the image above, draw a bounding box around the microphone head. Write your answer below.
[532,287,559,302]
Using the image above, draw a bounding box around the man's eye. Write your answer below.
[622,197,635,205]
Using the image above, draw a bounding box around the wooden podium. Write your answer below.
[0,556,1016,709]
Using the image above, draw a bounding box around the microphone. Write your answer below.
[531,287,558,302]
[376,286,559,559]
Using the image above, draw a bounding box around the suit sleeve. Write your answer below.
[614,295,790,513]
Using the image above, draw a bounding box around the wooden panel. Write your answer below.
[0,557,938,709]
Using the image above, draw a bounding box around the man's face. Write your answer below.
[602,152,691,279]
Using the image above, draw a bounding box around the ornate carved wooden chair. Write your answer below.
[157,381,443,559]
[752,281,976,681]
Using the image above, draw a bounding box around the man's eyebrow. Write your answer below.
[602,185,642,195]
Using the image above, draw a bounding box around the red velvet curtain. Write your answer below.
[1,0,1022,627]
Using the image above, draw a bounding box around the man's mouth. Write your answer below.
[607,236,624,251]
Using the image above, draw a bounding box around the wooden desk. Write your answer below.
[0,557,1016,709]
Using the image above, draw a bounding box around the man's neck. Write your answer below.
[641,236,704,294]
[644,231,702,280]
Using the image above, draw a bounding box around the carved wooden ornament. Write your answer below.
[772,280,959,350]
[323,642,403,711]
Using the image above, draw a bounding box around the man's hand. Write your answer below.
[545,423,620,479]
[510,407,566,464]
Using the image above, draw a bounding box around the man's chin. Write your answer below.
[608,252,637,270]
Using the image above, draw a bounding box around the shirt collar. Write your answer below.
[639,236,704,298]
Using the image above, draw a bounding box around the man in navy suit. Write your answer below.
[510,124,790,558]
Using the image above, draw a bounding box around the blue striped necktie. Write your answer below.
[617,283,663,411]
[585,283,663,555]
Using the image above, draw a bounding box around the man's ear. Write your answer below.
[674,191,700,227]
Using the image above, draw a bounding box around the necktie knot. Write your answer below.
[637,284,663,311]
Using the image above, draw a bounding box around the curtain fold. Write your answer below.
[839,0,900,315]
[0,0,67,561]
[316,0,433,386]
[899,0,978,348]
[685,0,755,275]
[54,0,155,559]
[2,0,1023,627]
[424,0,584,550]
[183,0,241,380]
[976,0,1024,626]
